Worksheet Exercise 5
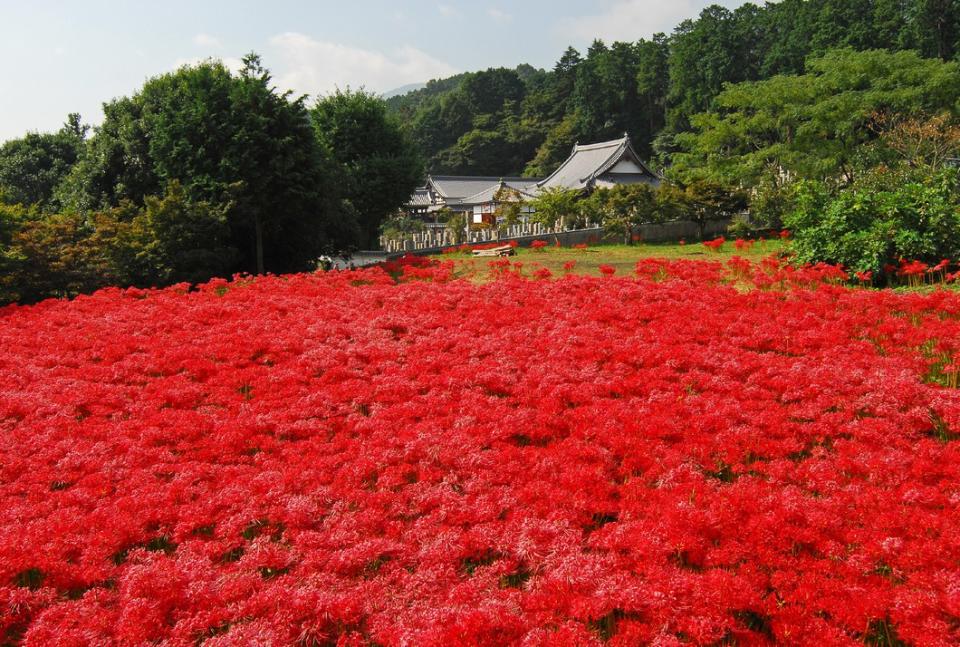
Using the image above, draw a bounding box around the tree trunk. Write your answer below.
[254,213,265,275]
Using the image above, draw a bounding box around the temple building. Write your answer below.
[403,135,660,225]
[537,134,659,192]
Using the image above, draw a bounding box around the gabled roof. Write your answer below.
[459,179,540,206]
[427,175,537,201]
[406,187,432,207]
[537,135,658,191]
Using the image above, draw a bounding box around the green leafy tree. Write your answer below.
[439,207,466,245]
[672,49,960,188]
[123,181,238,285]
[0,201,29,303]
[528,187,580,230]
[524,114,579,177]
[914,0,960,60]
[666,5,761,132]
[311,89,424,248]
[681,180,748,241]
[59,54,348,275]
[0,114,86,210]
[592,183,661,244]
[380,213,426,240]
[635,35,670,156]
[5,211,120,302]
[492,185,526,229]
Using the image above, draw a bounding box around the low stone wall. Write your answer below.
[634,219,730,243]
[378,219,732,256]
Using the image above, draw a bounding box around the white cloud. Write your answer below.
[268,32,458,97]
[437,4,458,18]
[172,56,245,75]
[560,0,744,43]
[487,8,512,23]
[193,33,221,48]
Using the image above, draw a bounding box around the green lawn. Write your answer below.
[434,239,787,278]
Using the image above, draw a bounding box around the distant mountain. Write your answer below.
[382,83,427,100]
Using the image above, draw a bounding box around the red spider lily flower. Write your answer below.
[898,259,929,276]
[1,259,959,645]
[598,264,616,276]
[703,237,726,252]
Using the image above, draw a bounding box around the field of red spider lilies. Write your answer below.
[2,256,960,646]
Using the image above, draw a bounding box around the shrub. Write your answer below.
[785,167,960,274]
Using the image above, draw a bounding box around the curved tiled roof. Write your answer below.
[406,187,432,207]
[537,135,658,191]
[459,179,541,206]
[428,175,538,200]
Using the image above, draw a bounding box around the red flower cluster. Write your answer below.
[899,260,930,277]
[2,261,960,646]
[530,240,550,250]
[702,237,726,252]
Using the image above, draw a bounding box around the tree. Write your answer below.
[671,49,960,188]
[528,187,581,233]
[4,210,120,302]
[123,181,238,286]
[591,183,661,244]
[0,201,29,303]
[0,115,86,210]
[492,185,526,228]
[872,112,960,170]
[311,89,424,248]
[914,0,960,60]
[525,114,579,177]
[666,6,760,132]
[59,54,349,275]
[680,180,747,241]
[635,35,670,156]
[0,183,240,304]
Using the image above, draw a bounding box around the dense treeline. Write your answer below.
[0,55,423,304]
[387,0,959,176]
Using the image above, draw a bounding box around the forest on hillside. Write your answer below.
[386,0,959,177]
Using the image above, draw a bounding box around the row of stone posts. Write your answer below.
[380,221,602,253]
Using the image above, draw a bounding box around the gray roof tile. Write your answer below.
[537,135,658,191]
[428,175,538,201]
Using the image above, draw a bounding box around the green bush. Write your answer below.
[785,167,960,274]
[0,183,239,305]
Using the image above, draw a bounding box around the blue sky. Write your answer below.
[0,0,751,142]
